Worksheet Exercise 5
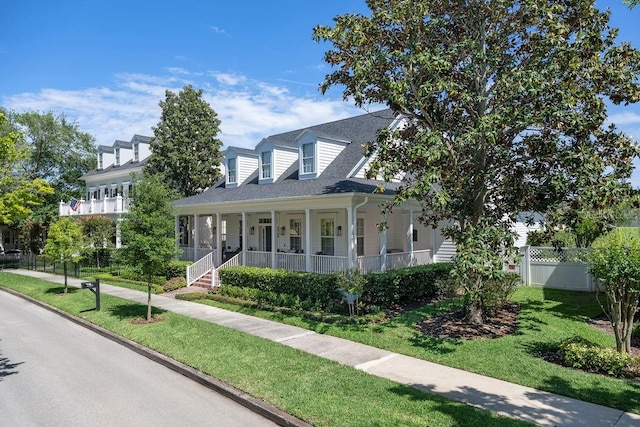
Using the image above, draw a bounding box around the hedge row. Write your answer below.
[218,263,453,309]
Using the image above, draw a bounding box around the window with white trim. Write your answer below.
[134,143,139,162]
[320,218,335,256]
[357,218,365,256]
[98,153,103,169]
[227,158,237,183]
[302,143,314,174]
[261,151,272,179]
[115,148,120,166]
[289,219,302,252]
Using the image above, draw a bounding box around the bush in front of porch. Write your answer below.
[217,263,454,313]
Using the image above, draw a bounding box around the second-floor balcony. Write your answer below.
[59,196,131,217]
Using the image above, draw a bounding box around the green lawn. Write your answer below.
[184,286,640,414]
[0,272,525,427]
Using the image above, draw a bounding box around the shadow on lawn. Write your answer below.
[44,286,80,295]
[540,288,602,321]
[108,303,167,320]
[388,383,529,426]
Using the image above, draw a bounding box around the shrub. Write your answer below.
[218,266,342,310]
[163,276,187,292]
[163,260,191,279]
[362,263,454,308]
[557,336,639,378]
[482,273,520,316]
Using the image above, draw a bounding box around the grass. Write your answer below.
[0,271,525,427]
[182,286,640,414]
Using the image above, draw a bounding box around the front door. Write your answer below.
[260,225,272,252]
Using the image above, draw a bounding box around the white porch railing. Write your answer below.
[312,254,348,274]
[357,255,382,274]
[186,251,214,287]
[356,249,433,274]
[246,251,271,268]
[59,196,129,216]
[213,252,243,287]
[412,249,433,266]
[179,247,216,262]
[276,253,306,272]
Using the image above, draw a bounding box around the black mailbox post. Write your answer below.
[81,278,100,311]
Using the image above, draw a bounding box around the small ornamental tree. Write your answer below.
[119,174,179,321]
[79,216,114,268]
[44,217,83,294]
[588,228,640,353]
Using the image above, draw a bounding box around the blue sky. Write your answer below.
[1,1,639,183]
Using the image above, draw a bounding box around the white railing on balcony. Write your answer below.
[275,252,306,272]
[186,251,214,287]
[59,197,130,217]
[246,251,271,268]
[312,254,348,274]
[387,252,412,270]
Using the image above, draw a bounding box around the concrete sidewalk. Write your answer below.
[6,269,640,426]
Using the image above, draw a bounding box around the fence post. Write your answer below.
[522,246,531,286]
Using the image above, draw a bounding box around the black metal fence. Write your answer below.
[13,254,126,280]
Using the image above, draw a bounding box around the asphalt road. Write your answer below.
[0,291,277,427]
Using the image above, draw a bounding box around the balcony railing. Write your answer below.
[59,197,130,216]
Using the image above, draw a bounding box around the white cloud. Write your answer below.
[1,68,363,150]
[609,111,640,126]
[211,26,227,35]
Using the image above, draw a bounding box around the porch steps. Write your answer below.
[191,271,214,289]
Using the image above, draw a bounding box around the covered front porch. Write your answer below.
[175,195,446,286]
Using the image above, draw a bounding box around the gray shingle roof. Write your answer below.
[175,109,398,207]
[81,157,148,179]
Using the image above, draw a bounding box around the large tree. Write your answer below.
[3,109,96,224]
[146,85,223,198]
[314,0,640,324]
[0,112,53,229]
[119,174,179,321]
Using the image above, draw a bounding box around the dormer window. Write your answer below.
[99,153,103,169]
[115,148,120,166]
[302,143,315,174]
[228,158,237,184]
[260,151,272,180]
[134,143,139,162]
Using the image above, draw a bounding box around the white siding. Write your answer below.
[98,151,115,169]
[513,221,542,248]
[138,143,152,162]
[434,223,456,262]
[274,148,297,180]
[316,139,347,176]
[238,155,258,185]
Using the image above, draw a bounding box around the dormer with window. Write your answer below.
[133,143,139,162]
[97,145,114,170]
[296,130,349,180]
[255,138,297,184]
[131,134,152,162]
[113,140,133,167]
[224,147,258,188]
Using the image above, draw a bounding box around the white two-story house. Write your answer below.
[174,109,458,286]
[59,134,153,247]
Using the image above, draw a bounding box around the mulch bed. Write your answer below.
[415,302,520,340]
[131,316,165,325]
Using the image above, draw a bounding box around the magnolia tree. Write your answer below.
[588,228,640,353]
[146,85,224,198]
[314,0,640,324]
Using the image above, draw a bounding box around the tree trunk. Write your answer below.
[466,300,484,325]
[147,283,152,321]
[63,262,68,294]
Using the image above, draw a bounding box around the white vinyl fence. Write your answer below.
[515,246,595,291]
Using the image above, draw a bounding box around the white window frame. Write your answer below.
[261,151,272,180]
[227,157,237,184]
[134,143,139,162]
[320,218,335,256]
[115,148,120,166]
[357,218,365,256]
[98,153,103,169]
[289,218,302,252]
[301,143,315,175]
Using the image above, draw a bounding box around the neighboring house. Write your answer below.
[174,109,457,285]
[59,134,153,247]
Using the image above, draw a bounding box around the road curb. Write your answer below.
[0,286,311,427]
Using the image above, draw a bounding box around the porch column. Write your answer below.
[174,216,180,250]
[305,208,311,272]
[216,213,222,266]
[193,214,200,260]
[241,211,247,265]
[380,213,387,271]
[271,210,277,268]
[407,210,414,266]
[347,206,354,269]
[115,216,122,249]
